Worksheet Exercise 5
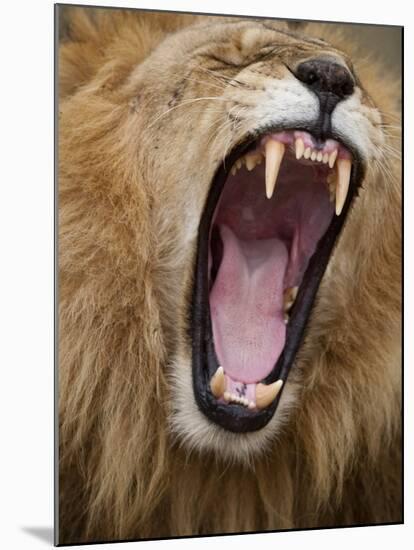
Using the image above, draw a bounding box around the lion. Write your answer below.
[58,7,402,545]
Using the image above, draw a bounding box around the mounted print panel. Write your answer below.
[56,4,402,545]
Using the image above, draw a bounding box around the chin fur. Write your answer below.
[169,351,299,464]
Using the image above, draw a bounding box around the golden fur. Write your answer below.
[58,8,401,544]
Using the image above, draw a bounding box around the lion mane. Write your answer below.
[58,8,401,544]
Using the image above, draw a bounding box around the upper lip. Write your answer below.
[191,122,364,433]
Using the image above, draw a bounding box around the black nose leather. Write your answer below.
[294,57,354,136]
[295,57,354,100]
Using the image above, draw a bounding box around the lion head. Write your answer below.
[58,8,401,544]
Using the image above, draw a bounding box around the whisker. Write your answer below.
[205,118,232,146]
[381,143,402,161]
[380,124,401,130]
[378,109,401,123]
[209,119,234,153]
[148,96,232,128]
[375,154,399,183]
[206,102,247,150]
[181,75,225,92]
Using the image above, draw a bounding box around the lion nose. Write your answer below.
[295,57,355,103]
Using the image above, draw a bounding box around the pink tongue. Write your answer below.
[210,225,288,384]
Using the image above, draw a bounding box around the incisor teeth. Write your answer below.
[317,151,323,162]
[256,380,283,410]
[210,366,226,398]
[223,391,251,407]
[265,140,285,199]
[228,393,248,406]
[304,147,311,159]
[311,150,317,161]
[323,153,329,164]
[335,158,352,216]
[295,138,305,160]
[328,149,338,168]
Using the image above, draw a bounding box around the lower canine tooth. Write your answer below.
[335,158,352,216]
[265,140,285,199]
[327,172,336,203]
[210,366,226,398]
[256,380,283,410]
[283,286,298,312]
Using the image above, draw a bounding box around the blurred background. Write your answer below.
[58,6,402,81]
[329,22,402,78]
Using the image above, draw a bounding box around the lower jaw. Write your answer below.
[191,126,363,433]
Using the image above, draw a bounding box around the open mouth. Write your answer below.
[191,127,364,433]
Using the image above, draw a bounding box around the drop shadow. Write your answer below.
[22,526,54,545]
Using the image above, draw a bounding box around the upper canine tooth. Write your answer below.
[295,138,305,160]
[210,366,226,398]
[256,380,283,410]
[265,140,285,199]
[328,149,338,168]
[335,158,352,216]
